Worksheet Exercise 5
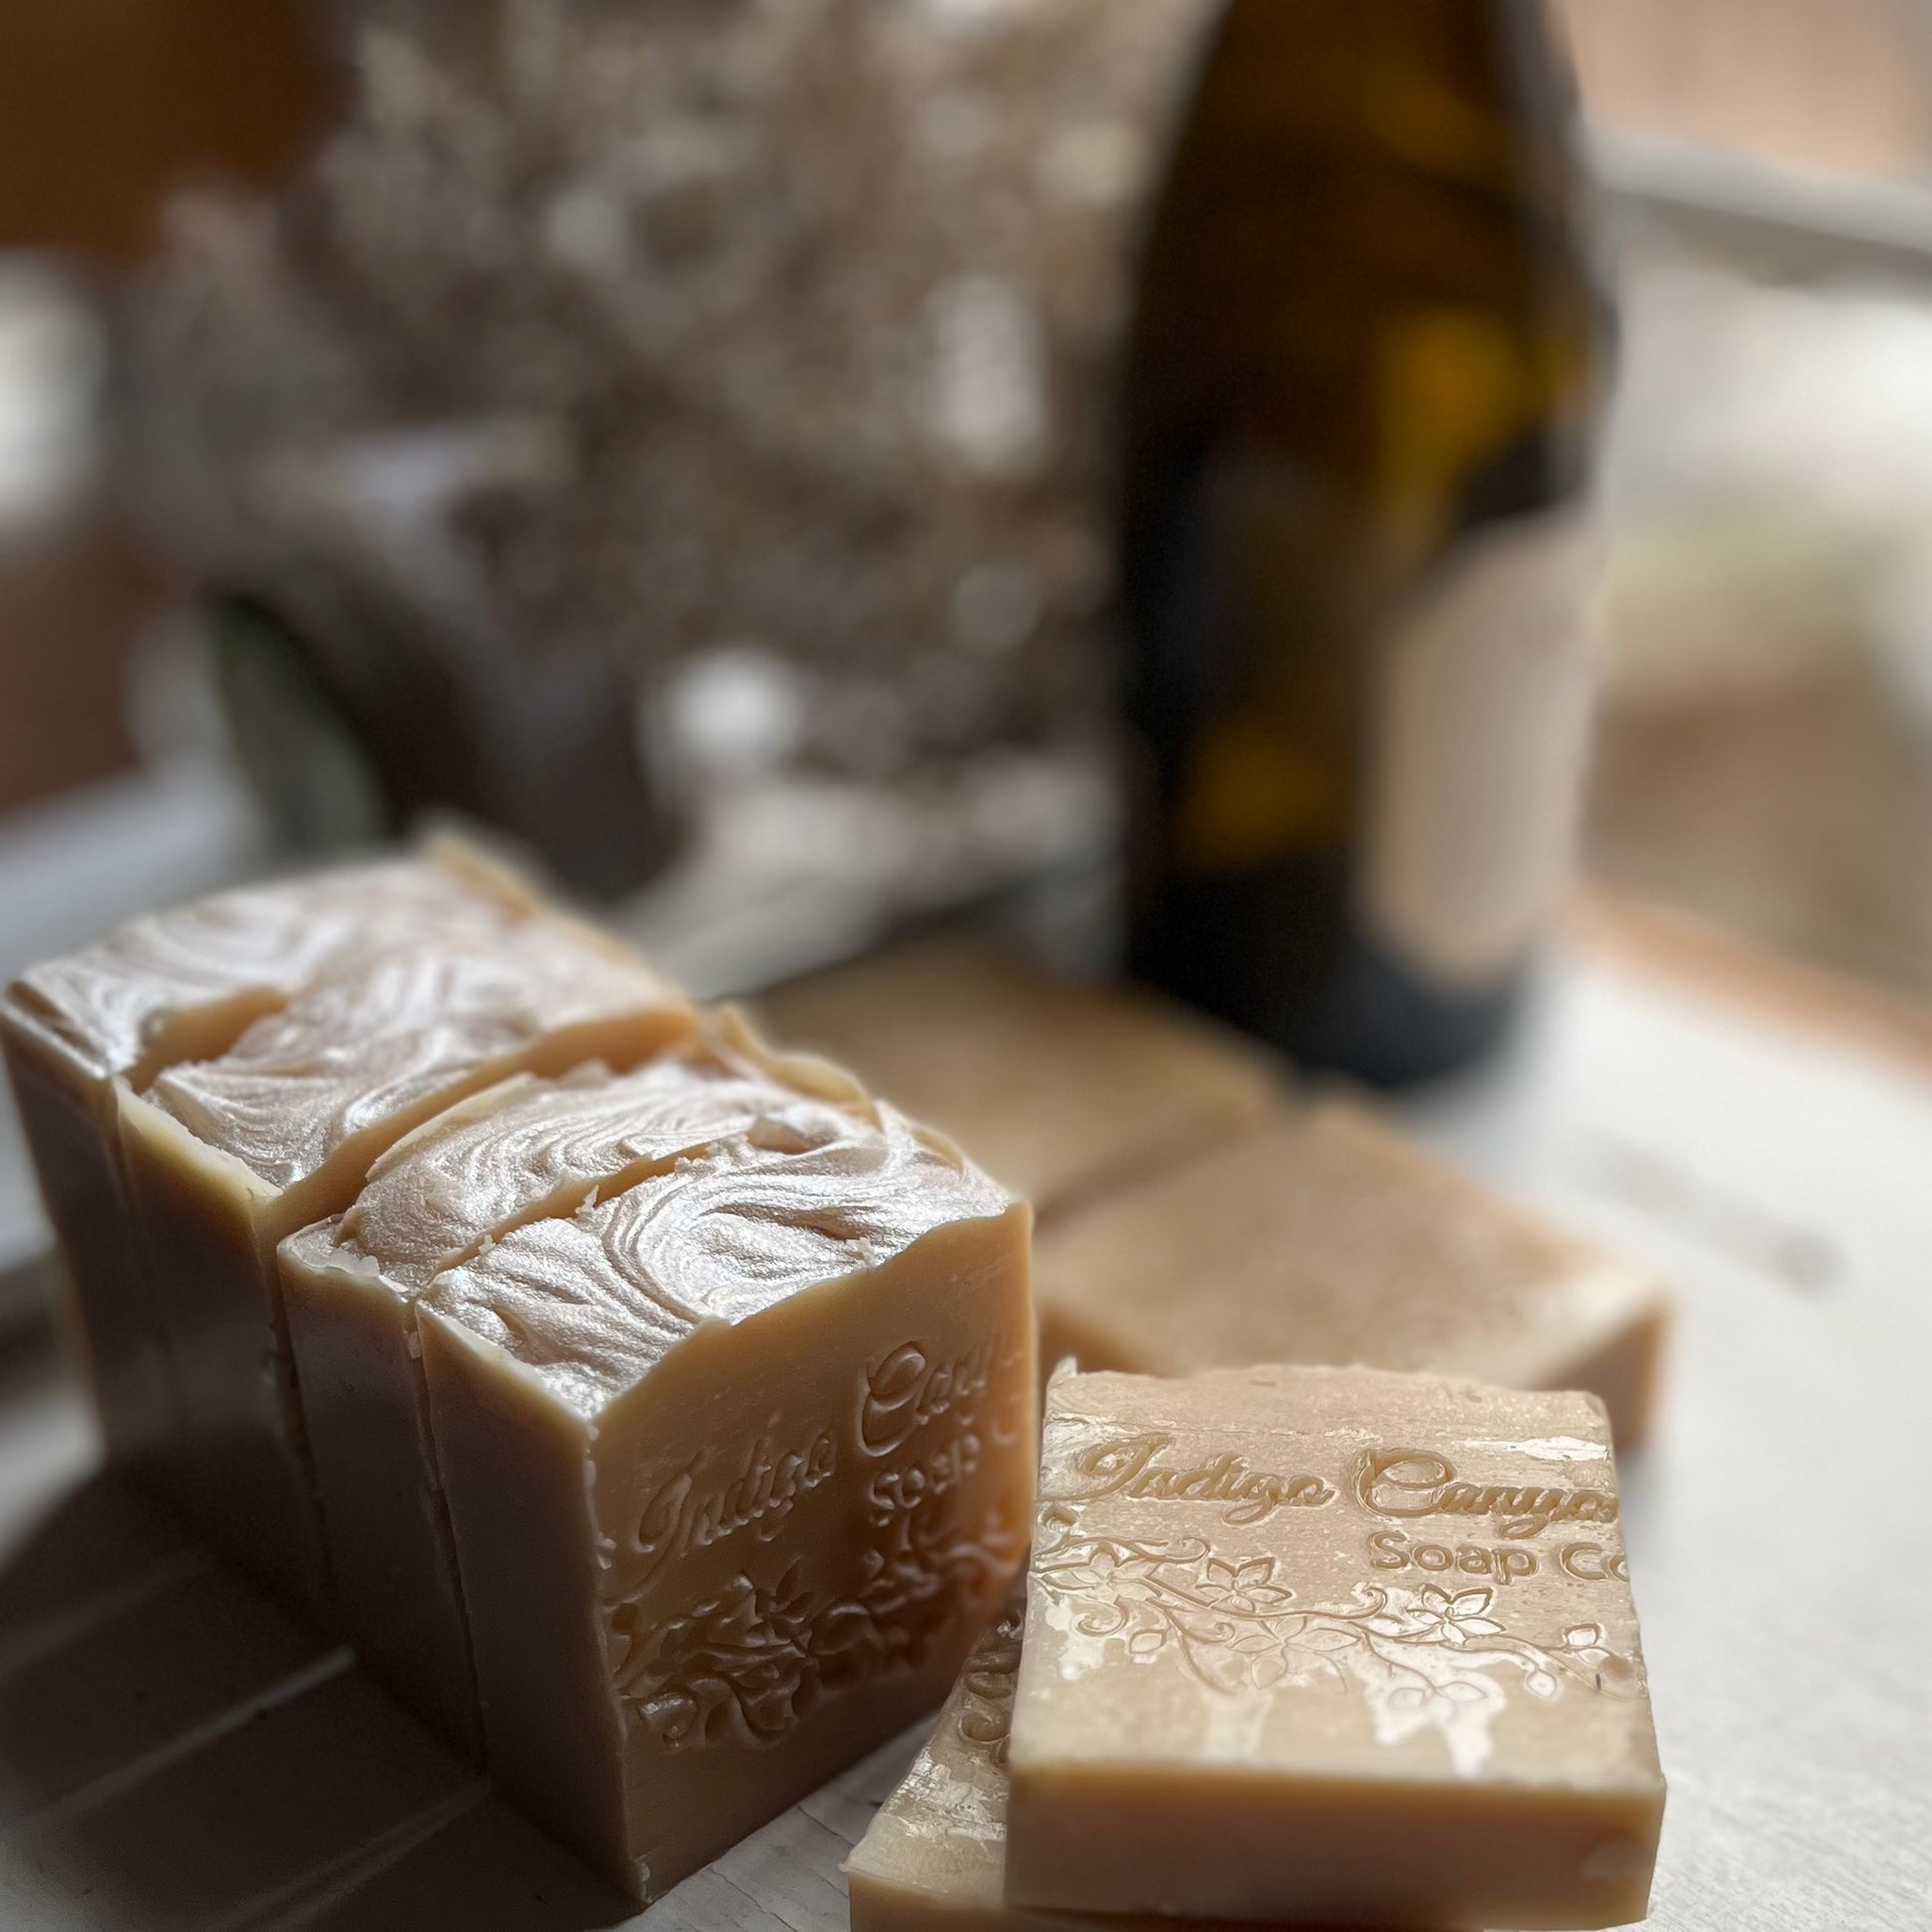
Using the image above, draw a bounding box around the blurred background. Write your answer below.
[7,0,1932,1252]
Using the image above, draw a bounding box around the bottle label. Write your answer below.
[1360,500,1603,990]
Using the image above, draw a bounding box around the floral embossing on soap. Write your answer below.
[1032,1511,1641,1776]
[612,1502,1021,1750]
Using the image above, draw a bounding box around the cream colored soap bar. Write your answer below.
[1036,1098,1668,1449]
[848,1591,1427,1932]
[119,920,693,1603]
[0,841,533,1466]
[1008,1364,1664,1931]
[417,1104,1035,1900]
[278,1021,865,1750]
[756,936,1279,1221]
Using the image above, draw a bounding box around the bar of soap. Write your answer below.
[417,1104,1035,1900]
[846,1589,1035,1932]
[848,1594,1444,1932]
[0,840,532,1465]
[1035,1098,1668,1449]
[278,1024,868,1749]
[756,936,1279,1221]
[118,919,693,1602]
[1007,1364,1664,1930]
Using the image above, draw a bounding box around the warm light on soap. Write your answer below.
[1006,1363,1665,1930]
[416,1102,1036,1901]
[849,1587,1453,1932]
[1035,1099,1669,1450]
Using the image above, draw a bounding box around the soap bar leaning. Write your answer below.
[118,920,693,1604]
[417,1105,1035,1900]
[1008,1364,1665,1931]
[756,936,1279,1222]
[1035,1098,1669,1449]
[278,1026,866,1751]
[848,1592,1445,1932]
[847,1590,1036,1932]
[0,841,533,1466]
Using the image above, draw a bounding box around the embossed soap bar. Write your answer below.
[846,1589,1035,1932]
[278,1019,869,1750]
[416,1104,1035,1901]
[0,839,534,1467]
[1007,1364,1664,1930]
[1035,1098,1669,1448]
[848,1591,1427,1932]
[757,936,1279,1222]
[117,920,693,1602]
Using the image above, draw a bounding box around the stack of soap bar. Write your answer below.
[0,841,534,1466]
[7,854,1048,1900]
[1006,1364,1664,1930]
[1035,1098,1669,1449]
[118,917,693,1602]
[278,1021,868,1749]
[756,936,1280,1221]
[416,1101,1035,1900]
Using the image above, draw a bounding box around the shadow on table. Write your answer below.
[0,1469,633,1929]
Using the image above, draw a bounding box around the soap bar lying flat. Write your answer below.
[1008,1365,1664,1930]
[118,921,693,1603]
[0,841,532,1465]
[1035,1099,1668,1449]
[278,1025,864,1750]
[849,1594,1440,1932]
[418,1105,1035,1900]
[756,936,1279,1221]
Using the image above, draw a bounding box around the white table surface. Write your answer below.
[0,808,1926,1925]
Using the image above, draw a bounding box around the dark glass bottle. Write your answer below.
[1119,0,1604,1085]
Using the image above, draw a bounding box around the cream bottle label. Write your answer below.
[1362,499,1603,988]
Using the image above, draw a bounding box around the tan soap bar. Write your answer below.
[756,936,1279,1221]
[1035,1098,1668,1449]
[848,1590,1432,1932]
[119,919,693,1603]
[1007,1364,1665,1930]
[0,840,533,1465]
[417,1104,1035,1901]
[278,1021,867,1749]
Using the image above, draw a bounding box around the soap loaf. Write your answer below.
[418,1101,1035,1899]
[118,917,692,1603]
[0,841,535,1469]
[277,1018,869,1750]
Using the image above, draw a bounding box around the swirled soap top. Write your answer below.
[318,1048,877,1289]
[426,1105,1013,1415]
[147,920,689,1194]
[4,842,536,1084]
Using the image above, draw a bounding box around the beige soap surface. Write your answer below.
[145,920,688,1211]
[278,1045,835,1749]
[846,1592,1030,1932]
[848,1592,1414,1932]
[1035,1098,1667,1448]
[6,842,532,1086]
[420,1102,1037,1901]
[0,841,533,1466]
[756,936,1278,1218]
[1007,1365,1663,1930]
[310,1040,810,1287]
[118,918,692,1604]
